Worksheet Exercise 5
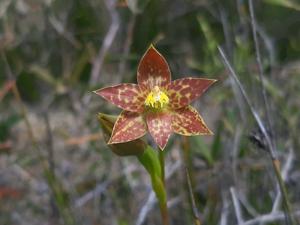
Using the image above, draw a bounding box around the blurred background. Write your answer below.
[1,0,300,224]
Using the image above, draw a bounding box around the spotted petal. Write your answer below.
[109,111,147,144]
[167,78,216,109]
[172,106,212,135]
[94,83,146,113]
[137,45,171,90]
[146,112,172,150]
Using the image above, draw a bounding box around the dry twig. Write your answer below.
[218,46,295,225]
[89,0,120,86]
[230,187,244,224]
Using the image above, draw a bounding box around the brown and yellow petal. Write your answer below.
[108,111,147,144]
[146,111,172,150]
[98,113,147,156]
[167,78,216,109]
[137,45,171,90]
[94,83,147,113]
[172,106,212,136]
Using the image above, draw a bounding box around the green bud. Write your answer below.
[97,113,147,156]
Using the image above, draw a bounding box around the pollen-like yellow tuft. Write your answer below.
[145,86,169,109]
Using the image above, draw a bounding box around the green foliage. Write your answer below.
[137,146,161,179]
[16,72,41,102]
[190,136,214,166]
[0,114,20,141]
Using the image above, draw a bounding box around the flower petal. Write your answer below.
[146,112,172,150]
[94,83,146,112]
[137,45,171,89]
[172,106,212,135]
[109,111,147,144]
[167,78,216,109]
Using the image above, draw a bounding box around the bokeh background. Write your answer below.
[1,0,300,224]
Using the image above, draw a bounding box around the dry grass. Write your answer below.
[0,0,300,224]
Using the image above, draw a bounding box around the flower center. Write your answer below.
[145,86,169,109]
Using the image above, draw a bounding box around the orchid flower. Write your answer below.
[94,45,216,150]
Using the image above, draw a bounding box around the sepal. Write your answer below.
[98,113,147,156]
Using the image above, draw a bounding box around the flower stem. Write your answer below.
[159,201,170,225]
[137,147,170,225]
[159,150,165,185]
[158,149,169,225]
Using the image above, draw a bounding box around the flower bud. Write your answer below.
[97,113,147,156]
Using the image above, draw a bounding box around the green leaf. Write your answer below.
[190,136,214,166]
[263,0,300,11]
[211,122,223,160]
[0,114,20,141]
[16,71,40,102]
[29,65,67,94]
[137,145,161,178]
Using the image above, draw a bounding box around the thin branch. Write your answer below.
[230,187,244,224]
[272,149,294,213]
[218,46,296,225]
[237,192,259,218]
[2,50,77,225]
[43,112,55,173]
[89,0,120,86]
[186,167,201,225]
[220,192,229,225]
[217,46,275,158]
[75,181,109,208]
[135,190,156,225]
[248,0,273,145]
[218,7,247,122]
[243,210,300,225]
[218,6,233,60]
[43,112,59,218]
[75,164,137,208]
[231,125,243,184]
[182,136,202,225]
[49,16,81,49]
[0,80,15,101]
[252,21,276,69]
[1,51,46,166]
[117,14,136,78]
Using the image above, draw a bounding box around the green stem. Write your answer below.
[272,159,297,225]
[158,149,169,225]
[137,147,170,225]
[159,150,165,185]
[159,200,170,225]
